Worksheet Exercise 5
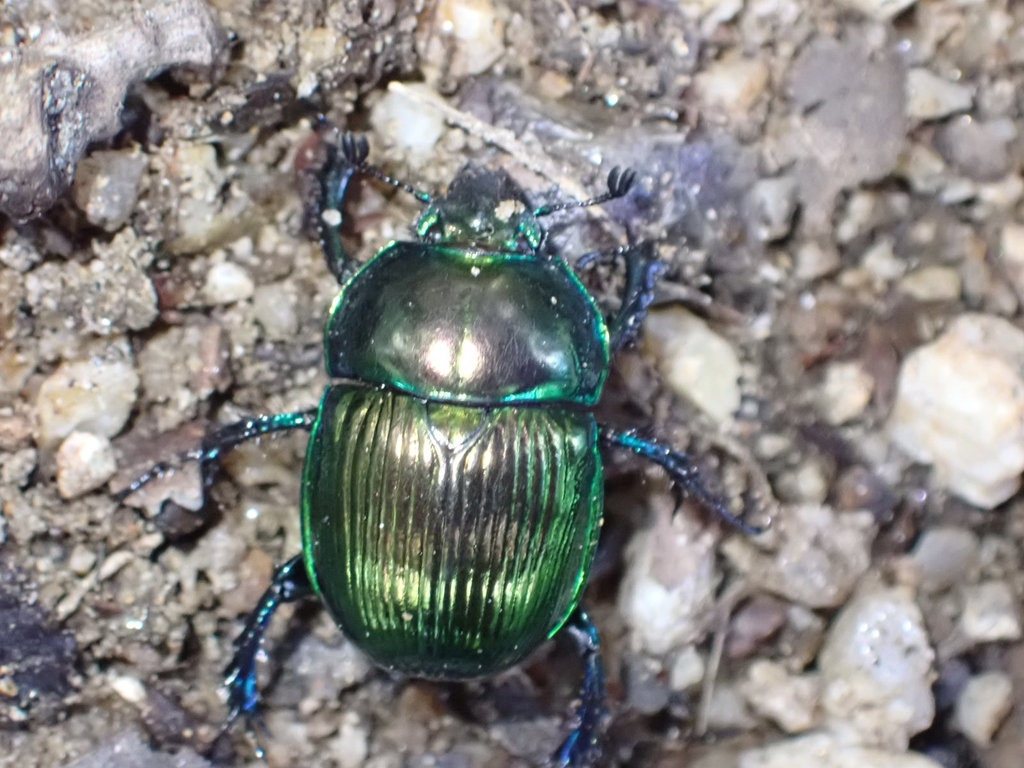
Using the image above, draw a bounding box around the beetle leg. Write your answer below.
[315,137,363,284]
[224,554,313,726]
[116,411,317,502]
[575,242,664,352]
[552,609,607,768]
[601,428,764,534]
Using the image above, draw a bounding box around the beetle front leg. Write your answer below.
[314,134,364,285]
[117,411,317,502]
[224,554,313,725]
[601,428,763,534]
[552,609,607,768]
[576,241,663,353]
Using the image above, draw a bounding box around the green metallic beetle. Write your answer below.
[123,131,757,766]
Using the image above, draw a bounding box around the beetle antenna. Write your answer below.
[339,133,432,204]
[534,166,637,217]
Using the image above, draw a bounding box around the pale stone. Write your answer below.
[818,361,874,425]
[818,586,935,750]
[906,68,974,121]
[741,660,821,733]
[890,314,1024,508]
[644,307,742,423]
[55,431,117,499]
[739,732,945,768]
[952,671,1013,747]
[722,505,876,609]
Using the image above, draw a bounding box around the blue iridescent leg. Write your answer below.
[223,554,312,727]
[576,241,664,352]
[315,131,432,284]
[116,411,317,501]
[602,428,763,534]
[553,609,607,768]
[315,133,364,284]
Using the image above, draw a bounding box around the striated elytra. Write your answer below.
[122,131,759,767]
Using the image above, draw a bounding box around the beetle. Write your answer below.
[122,131,758,766]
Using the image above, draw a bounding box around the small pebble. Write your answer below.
[910,527,980,595]
[722,505,875,609]
[959,581,1022,644]
[64,728,211,768]
[71,149,149,232]
[55,431,117,499]
[253,282,299,341]
[738,732,944,768]
[952,671,1013,747]
[693,54,770,120]
[618,496,721,655]
[643,308,742,424]
[898,266,961,302]
[818,361,874,426]
[905,68,974,121]
[36,354,140,446]
[669,645,705,691]
[934,117,1016,182]
[422,0,505,80]
[795,241,841,281]
[202,261,254,305]
[745,176,799,243]
[890,314,1024,508]
[370,82,446,155]
[835,0,917,20]
[818,585,935,750]
[998,222,1024,298]
[110,675,147,705]
[741,660,820,733]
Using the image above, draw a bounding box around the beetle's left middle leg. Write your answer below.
[552,609,607,768]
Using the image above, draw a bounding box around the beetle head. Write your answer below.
[415,165,543,253]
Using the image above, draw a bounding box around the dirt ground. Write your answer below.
[2,1,1024,767]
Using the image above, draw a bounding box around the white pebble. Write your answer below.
[959,581,1022,644]
[422,0,505,80]
[898,266,961,302]
[739,732,945,768]
[370,82,446,155]
[746,177,799,242]
[110,675,147,705]
[998,222,1024,298]
[669,645,706,691]
[889,314,1024,508]
[36,356,139,445]
[910,527,980,594]
[694,54,770,120]
[253,283,299,341]
[952,671,1013,747]
[835,0,918,21]
[55,431,117,499]
[741,660,820,733]
[906,68,974,121]
[721,505,875,609]
[818,585,935,750]
[202,261,254,305]
[818,361,874,426]
[643,308,742,424]
[618,496,721,655]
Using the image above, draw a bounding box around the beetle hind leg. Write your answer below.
[224,555,313,726]
[552,609,607,768]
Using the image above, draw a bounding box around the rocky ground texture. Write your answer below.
[2,1,1024,767]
